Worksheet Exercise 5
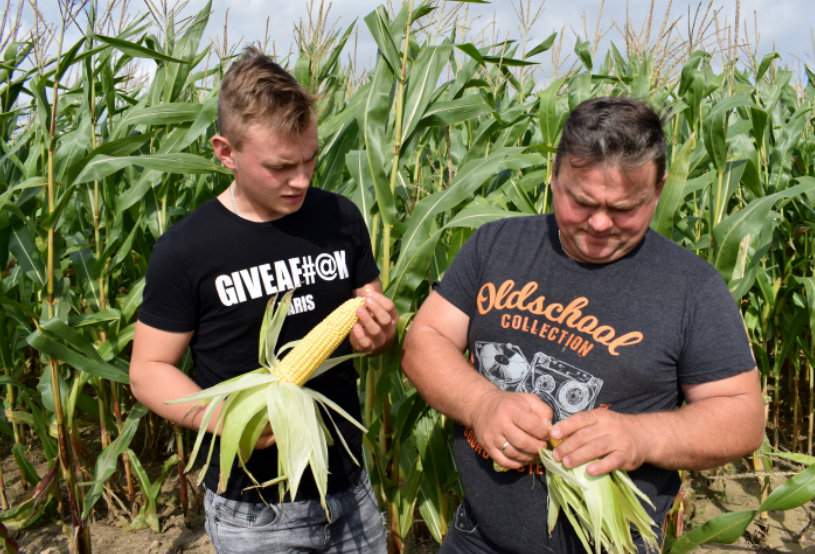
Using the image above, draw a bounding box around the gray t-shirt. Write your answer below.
[436,214,755,553]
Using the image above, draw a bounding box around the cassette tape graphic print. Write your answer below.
[474,341,604,421]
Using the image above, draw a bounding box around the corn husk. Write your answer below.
[538,447,660,554]
[168,290,366,514]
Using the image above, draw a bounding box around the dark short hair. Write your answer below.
[217,47,314,148]
[554,97,666,183]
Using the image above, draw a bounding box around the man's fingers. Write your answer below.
[363,294,396,327]
[501,427,547,458]
[585,452,623,476]
[350,323,373,351]
[355,307,381,335]
[550,409,595,442]
[255,433,276,450]
[511,395,553,441]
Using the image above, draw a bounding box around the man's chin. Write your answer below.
[575,243,623,264]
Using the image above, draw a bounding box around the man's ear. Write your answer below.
[211,134,236,170]
[655,174,666,197]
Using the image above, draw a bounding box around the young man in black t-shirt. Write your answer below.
[402,97,764,553]
[129,48,396,553]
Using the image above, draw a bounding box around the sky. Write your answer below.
[199,0,814,74]
[11,1,815,80]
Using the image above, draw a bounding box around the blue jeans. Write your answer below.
[203,472,387,553]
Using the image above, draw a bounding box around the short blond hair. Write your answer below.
[217,47,314,148]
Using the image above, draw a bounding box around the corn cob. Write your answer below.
[271,296,364,385]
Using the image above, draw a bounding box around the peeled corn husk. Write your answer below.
[538,447,659,554]
[168,290,366,514]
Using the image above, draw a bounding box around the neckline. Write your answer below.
[544,214,646,276]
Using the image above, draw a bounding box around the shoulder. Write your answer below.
[302,187,363,220]
[640,230,723,284]
[470,214,550,246]
[297,188,369,238]
[159,199,224,241]
[149,199,225,262]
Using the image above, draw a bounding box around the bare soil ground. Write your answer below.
[5,455,813,553]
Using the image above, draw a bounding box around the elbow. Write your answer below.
[733,395,766,459]
[400,332,417,385]
[745,403,766,454]
[128,362,146,404]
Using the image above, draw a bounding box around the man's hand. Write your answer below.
[550,407,647,476]
[350,285,397,353]
[471,390,553,469]
[549,370,765,476]
[255,424,276,450]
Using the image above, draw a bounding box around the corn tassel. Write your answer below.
[271,297,364,385]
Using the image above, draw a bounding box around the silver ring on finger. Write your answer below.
[500,440,510,452]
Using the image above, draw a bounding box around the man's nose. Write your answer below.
[290,163,311,189]
[587,211,613,232]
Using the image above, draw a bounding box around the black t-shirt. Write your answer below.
[436,214,755,553]
[138,187,379,502]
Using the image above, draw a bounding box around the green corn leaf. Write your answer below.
[401,45,451,145]
[758,463,815,512]
[217,384,269,491]
[456,43,485,65]
[358,61,395,226]
[702,94,752,171]
[667,510,757,554]
[74,153,229,184]
[345,150,377,230]
[9,225,45,286]
[97,34,188,63]
[653,137,695,236]
[26,320,129,384]
[443,196,525,230]
[713,179,815,287]
[574,39,592,70]
[114,102,201,135]
[82,404,147,518]
[420,94,490,127]
[363,7,401,76]
[525,32,558,58]
[756,52,780,81]
[418,498,444,543]
[12,443,40,486]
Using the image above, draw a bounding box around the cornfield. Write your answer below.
[1,1,814,553]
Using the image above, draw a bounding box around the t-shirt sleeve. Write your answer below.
[348,203,379,288]
[678,272,755,384]
[436,226,487,316]
[138,233,197,332]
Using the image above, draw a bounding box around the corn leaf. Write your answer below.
[217,385,269,491]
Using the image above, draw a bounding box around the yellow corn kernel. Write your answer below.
[273,297,365,385]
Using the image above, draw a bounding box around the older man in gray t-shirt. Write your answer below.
[402,97,764,553]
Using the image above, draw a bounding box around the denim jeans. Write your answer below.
[439,502,504,554]
[203,472,387,553]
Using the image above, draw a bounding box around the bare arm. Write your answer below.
[551,368,765,475]
[402,291,553,469]
[128,321,275,447]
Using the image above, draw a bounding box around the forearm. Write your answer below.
[636,392,765,470]
[130,361,220,433]
[402,326,498,428]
